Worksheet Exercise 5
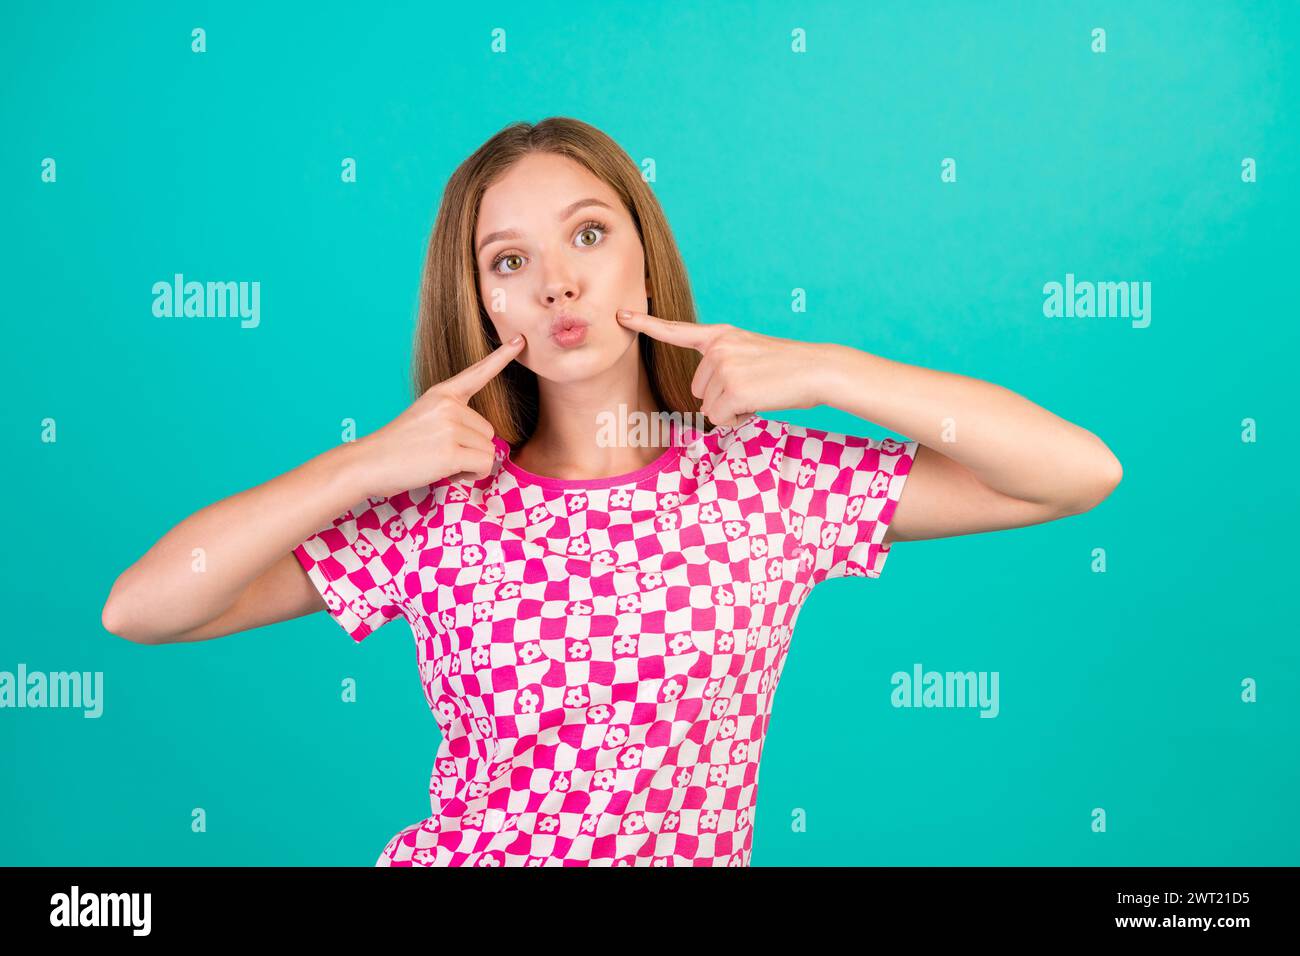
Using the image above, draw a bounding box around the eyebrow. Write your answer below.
[476,198,615,256]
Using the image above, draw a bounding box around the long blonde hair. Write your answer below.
[410,116,711,446]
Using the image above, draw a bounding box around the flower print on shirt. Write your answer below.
[293,415,918,865]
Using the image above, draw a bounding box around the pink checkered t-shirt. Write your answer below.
[293,415,918,866]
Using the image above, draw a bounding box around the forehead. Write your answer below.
[476,153,619,233]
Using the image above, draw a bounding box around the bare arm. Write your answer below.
[611,310,1123,546]
[821,345,1123,510]
[102,442,370,645]
[815,344,1123,543]
[102,334,528,646]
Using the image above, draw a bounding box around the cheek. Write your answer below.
[609,257,643,295]
[480,272,518,315]
[477,308,506,346]
[479,283,499,322]
[479,288,520,338]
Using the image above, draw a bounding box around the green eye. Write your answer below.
[489,219,610,277]
[574,220,609,248]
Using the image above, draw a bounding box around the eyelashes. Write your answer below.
[488,219,611,277]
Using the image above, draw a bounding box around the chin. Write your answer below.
[533,356,611,383]
[535,344,627,381]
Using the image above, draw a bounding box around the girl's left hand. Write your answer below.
[615,309,827,428]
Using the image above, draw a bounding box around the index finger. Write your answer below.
[616,310,717,353]
[441,334,526,402]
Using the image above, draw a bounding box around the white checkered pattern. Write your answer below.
[293,415,918,865]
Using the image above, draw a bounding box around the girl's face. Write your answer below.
[474,151,649,382]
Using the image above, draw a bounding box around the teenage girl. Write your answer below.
[103,117,1121,866]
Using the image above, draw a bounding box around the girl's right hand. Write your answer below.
[353,334,526,498]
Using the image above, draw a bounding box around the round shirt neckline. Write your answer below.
[494,421,695,490]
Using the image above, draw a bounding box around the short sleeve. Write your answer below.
[772,422,919,585]
[292,493,416,643]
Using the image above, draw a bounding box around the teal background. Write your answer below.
[3,0,1296,866]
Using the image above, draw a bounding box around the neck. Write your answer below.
[514,347,670,481]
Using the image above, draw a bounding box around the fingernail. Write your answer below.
[510,333,523,344]
[617,310,630,319]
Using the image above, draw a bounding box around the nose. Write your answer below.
[539,257,580,306]
[542,282,578,307]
